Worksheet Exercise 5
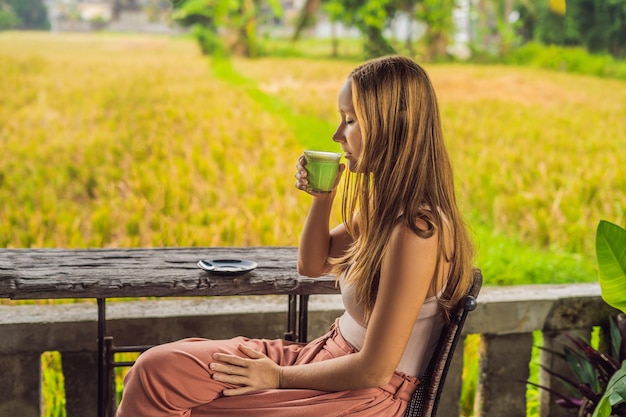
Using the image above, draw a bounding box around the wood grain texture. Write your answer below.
[0,247,339,300]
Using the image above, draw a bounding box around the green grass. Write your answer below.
[1,31,625,416]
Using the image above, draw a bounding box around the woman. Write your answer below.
[116,55,474,417]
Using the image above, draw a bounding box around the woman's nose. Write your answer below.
[332,126,344,142]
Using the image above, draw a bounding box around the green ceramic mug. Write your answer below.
[303,150,342,193]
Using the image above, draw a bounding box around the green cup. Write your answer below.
[303,150,342,193]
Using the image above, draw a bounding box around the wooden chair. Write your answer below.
[404,268,483,417]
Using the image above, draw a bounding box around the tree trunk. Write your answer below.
[363,26,396,58]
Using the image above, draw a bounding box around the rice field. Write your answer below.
[1,31,625,416]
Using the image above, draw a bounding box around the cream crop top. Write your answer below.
[337,276,445,377]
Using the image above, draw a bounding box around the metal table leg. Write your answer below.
[97,298,106,417]
[285,294,297,341]
[286,294,310,342]
[97,298,151,417]
[298,294,310,343]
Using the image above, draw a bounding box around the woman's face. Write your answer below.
[332,78,362,172]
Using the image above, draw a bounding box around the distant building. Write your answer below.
[43,0,177,33]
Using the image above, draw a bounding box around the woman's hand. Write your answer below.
[294,154,345,196]
[210,344,282,396]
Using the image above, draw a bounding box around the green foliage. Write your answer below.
[533,0,580,46]
[593,361,626,417]
[172,0,283,57]
[41,352,66,417]
[526,320,626,416]
[517,0,626,59]
[323,0,397,58]
[415,0,455,59]
[526,221,626,416]
[0,6,20,31]
[569,0,626,58]
[298,0,455,59]
[191,24,223,55]
[504,41,626,80]
[597,221,626,314]
[1,0,49,30]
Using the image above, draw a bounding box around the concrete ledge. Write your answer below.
[2,283,617,352]
[467,282,617,335]
[0,294,345,354]
[1,283,616,354]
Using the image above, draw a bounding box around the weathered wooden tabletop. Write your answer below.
[0,247,339,300]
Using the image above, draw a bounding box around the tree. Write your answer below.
[0,2,20,30]
[324,0,397,58]
[520,0,580,46]
[415,0,455,60]
[2,0,49,30]
[514,0,626,59]
[172,0,282,57]
[569,0,626,58]
[295,0,456,59]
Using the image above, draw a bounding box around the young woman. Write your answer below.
[115,55,474,417]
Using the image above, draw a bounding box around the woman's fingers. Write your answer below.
[210,361,245,375]
[222,386,255,396]
[238,344,265,359]
[295,155,309,190]
[212,352,248,367]
[210,345,280,396]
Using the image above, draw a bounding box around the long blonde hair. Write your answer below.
[332,55,474,322]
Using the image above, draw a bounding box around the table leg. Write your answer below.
[285,295,297,341]
[298,295,310,343]
[97,298,105,417]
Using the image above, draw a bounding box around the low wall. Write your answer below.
[0,283,619,417]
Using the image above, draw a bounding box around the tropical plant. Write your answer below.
[172,0,282,57]
[528,220,626,417]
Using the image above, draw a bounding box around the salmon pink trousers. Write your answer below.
[116,320,420,417]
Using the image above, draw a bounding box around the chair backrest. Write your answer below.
[404,268,483,417]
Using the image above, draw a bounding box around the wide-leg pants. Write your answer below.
[116,320,420,417]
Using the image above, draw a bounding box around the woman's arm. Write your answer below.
[297,196,353,277]
[211,222,441,395]
[296,156,351,277]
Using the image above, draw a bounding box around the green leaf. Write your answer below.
[564,345,601,391]
[596,220,626,313]
[593,362,626,416]
[610,317,622,361]
[266,0,284,17]
[592,397,612,417]
[607,363,626,406]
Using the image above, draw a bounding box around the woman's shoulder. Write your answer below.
[389,209,454,264]
[387,219,439,257]
[394,207,438,238]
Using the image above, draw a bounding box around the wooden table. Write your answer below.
[0,247,338,417]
